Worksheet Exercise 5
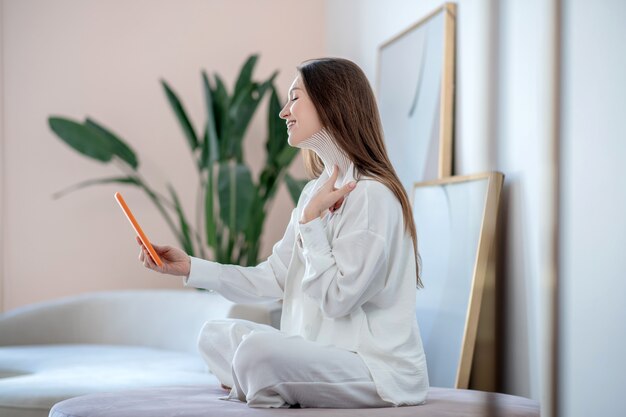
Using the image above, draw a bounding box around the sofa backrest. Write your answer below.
[0,289,247,353]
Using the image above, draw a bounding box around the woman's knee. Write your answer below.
[231,331,282,380]
[197,318,259,350]
[197,319,227,350]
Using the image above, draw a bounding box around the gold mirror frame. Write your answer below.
[411,171,504,389]
[376,2,456,186]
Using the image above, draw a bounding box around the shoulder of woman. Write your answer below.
[343,178,403,232]
[352,178,399,206]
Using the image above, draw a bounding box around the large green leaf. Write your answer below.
[275,145,299,168]
[228,82,255,159]
[230,75,277,125]
[161,79,199,151]
[217,162,254,233]
[229,72,278,160]
[212,73,230,152]
[85,118,139,170]
[266,84,287,163]
[49,117,115,163]
[284,173,309,206]
[200,125,210,171]
[244,194,266,264]
[204,166,217,248]
[232,54,258,104]
[258,166,277,199]
[201,71,220,167]
[227,55,268,160]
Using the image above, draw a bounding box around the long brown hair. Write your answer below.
[296,57,423,288]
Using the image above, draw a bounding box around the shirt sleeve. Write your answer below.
[297,217,389,318]
[182,208,298,304]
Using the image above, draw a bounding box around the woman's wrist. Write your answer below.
[300,208,320,224]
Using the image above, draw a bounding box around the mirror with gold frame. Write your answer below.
[412,172,504,389]
[377,2,456,192]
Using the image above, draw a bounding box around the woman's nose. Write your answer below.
[279,103,289,119]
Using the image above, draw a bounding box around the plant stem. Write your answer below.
[195,175,207,259]
[113,158,205,250]
[113,159,176,209]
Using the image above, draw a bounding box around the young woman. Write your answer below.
[137,57,428,409]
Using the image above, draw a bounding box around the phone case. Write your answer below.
[114,192,164,267]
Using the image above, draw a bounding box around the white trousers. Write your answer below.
[197,318,393,409]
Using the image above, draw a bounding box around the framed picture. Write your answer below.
[377,2,456,192]
[412,172,504,389]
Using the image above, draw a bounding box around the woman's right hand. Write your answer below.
[136,236,191,277]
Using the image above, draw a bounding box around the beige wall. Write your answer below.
[0,0,325,311]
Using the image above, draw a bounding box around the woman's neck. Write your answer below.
[298,127,352,185]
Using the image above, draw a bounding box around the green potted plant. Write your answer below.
[48,54,308,266]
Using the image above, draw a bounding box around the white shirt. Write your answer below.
[184,162,429,406]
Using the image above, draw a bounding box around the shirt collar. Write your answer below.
[310,161,358,217]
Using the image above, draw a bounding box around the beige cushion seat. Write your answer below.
[49,385,540,417]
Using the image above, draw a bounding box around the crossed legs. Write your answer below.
[196,318,392,408]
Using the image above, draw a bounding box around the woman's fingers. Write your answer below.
[332,181,356,200]
[331,185,354,211]
[138,242,145,261]
[321,173,357,213]
[137,237,148,261]
[144,249,155,269]
[140,245,155,269]
[303,166,357,217]
[329,182,356,211]
[137,238,163,272]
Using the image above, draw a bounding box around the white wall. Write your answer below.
[0,0,5,313]
[560,1,626,416]
[495,0,557,403]
[325,0,557,403]
[0,0,323,311]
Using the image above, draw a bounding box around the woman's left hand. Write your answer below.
[300,164,356,224]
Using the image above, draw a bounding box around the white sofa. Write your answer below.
[0,289,282,417]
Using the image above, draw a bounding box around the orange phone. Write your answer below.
[114,191,164,267]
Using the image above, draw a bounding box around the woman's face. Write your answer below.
[279,75,323,147]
